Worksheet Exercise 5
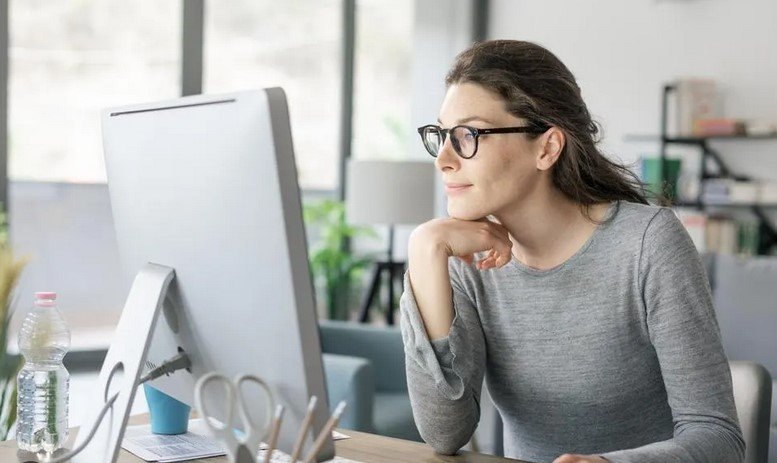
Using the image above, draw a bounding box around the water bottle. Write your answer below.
[16,292,71,455]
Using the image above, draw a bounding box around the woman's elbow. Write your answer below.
[418,422,475,456]
[423,433,469,455]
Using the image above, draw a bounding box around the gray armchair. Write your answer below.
[319,319,422,441]
[711,254,777,462]
[730,361,773,463]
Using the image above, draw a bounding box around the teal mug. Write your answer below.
[144,384,191,435]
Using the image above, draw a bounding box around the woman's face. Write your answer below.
[436,82,546,221]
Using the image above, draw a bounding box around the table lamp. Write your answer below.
[346,159,436,324]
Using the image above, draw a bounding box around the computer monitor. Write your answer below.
[76,88,333,461]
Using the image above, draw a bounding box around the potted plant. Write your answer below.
[0,206,27,440]
[303,199,377,320]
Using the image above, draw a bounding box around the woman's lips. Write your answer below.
[445,184,472,194]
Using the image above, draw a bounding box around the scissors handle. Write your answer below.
[194,372,239,447]
[233,374,275,448]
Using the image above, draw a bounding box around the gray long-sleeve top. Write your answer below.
[399,201,744,463]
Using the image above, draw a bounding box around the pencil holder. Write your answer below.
[144,384,191,435]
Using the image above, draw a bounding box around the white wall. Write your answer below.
[488,0,777,181]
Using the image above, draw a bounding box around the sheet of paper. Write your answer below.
[122,419,226,462]
[122,418,351,462]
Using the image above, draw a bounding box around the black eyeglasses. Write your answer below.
[417,124,549,159]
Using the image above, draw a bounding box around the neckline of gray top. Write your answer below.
[507,200,622,277]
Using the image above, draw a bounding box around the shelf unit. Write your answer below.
[658,84,777,254]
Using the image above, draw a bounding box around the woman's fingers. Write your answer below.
[486,228,513,268]
[477,250,496,269]
[449,219,513,270]
[457,253,475,265]
[478,240,513,270]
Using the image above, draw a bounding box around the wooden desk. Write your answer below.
[0,415,525,463]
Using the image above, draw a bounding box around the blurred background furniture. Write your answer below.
[346,160,435,325]
[319,319,422,441]
[730,361,773,463]
[711,253,777,462]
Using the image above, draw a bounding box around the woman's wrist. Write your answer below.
[409,226,449,263]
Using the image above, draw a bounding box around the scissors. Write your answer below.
[194,372,275,463]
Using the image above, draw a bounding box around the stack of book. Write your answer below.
[701,179,777,205]
[677,210,759,255]
[692,118,746,137]
[669,78,721,137]
[668,78,777,137]
[702,179,759,204]
[745,120,777,136]
[692,118,777,137]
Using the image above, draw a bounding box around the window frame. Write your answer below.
[0,0,357,211]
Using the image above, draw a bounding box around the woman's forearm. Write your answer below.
[408,232,455,340]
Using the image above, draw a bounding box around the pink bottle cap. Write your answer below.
[35,292,57,300]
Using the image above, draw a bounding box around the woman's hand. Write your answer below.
[409,217,513,270]
[407,217,513,339]
[552,454,609,463]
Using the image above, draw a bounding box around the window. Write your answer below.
[8,0,182,182]
[5,1,416,327]
[352,0,413,160]
[204,0,342,190]
[7,0,182,326]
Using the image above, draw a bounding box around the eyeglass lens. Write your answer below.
[421,126,476,158]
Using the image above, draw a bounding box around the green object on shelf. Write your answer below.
[641,157,682,200]
[737,221,760,257]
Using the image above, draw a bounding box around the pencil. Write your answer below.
[289,395,318,463]
[302,401,346,463]
[263,404,284,463]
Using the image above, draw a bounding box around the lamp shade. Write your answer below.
[346,159,436,225]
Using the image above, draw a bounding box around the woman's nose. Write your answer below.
[434,136,460,172]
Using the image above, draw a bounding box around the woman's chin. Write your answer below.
[447,203,489,221]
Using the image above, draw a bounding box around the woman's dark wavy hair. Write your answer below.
[446,40,650,218]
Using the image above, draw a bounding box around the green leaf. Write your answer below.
[5,382,18,440]
[303,199,379,319]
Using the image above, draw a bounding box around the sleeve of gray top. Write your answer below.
[601,208,745,463]
[398,259,487,455]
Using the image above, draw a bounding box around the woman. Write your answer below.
[400,40,744,463]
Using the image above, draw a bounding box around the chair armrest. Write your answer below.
[322,353,375,433]
[319,320,407,393]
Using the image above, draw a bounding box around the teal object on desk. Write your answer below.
[144,384,191,435]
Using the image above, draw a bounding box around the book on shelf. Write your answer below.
[676,210,707,253]
[744,120,777,136]
[702,179,759,204]
[668,78,721,137]
[701,179,777,205]
[692,118,746,137]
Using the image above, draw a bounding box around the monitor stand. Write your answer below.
[69,262,175,463]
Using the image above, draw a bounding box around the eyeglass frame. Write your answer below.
[417,124,550,159]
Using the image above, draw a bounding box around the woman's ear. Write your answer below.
[535,127,565,171]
